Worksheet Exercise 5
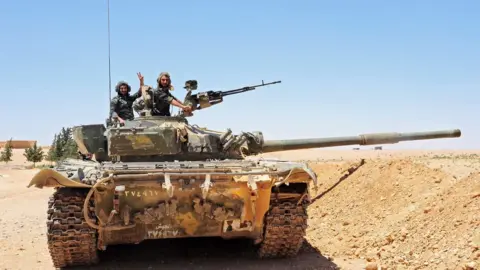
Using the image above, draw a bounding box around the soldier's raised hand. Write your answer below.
[137,72,144,85]
[137,72,144,80]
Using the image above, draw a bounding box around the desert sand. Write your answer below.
[0,148,479,270]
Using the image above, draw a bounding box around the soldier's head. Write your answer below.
[157,72,174,90]
[115,81,131,95]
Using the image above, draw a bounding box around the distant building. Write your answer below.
[0,140,37,149]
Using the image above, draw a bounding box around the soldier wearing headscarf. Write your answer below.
[109,80,142,124]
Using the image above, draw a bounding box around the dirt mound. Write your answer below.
[306,159,480,269]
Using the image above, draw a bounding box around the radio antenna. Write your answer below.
[107,0,112,116]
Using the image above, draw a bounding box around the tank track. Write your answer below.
[46,188,99,268]
[257,200,308,258]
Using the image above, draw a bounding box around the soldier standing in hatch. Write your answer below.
[109,80,142,124]
[135,72,191,116]
[153,72,191,116]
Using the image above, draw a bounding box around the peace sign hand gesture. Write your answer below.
[137,72,144,86]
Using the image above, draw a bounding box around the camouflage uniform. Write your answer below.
[133,72,176,116]
[110,81,141,120]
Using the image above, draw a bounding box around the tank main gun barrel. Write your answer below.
[261,129,462,153]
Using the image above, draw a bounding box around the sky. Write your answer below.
[0,0,478,150]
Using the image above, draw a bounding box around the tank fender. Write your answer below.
[27,168,92,189]
[260,160,317,185]
[232,163,318,186]
[282,165,318,185]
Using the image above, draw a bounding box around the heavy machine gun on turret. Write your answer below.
[180,80,281,116]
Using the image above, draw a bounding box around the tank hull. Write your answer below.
[28,158,316,267]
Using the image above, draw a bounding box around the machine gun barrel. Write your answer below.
[221,80,282,97]
[261,129,462,153]
[182,80,282,115]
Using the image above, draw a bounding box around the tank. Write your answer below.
[27,80,462,268]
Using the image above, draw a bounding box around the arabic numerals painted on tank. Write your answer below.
[124,190,160,197]
[146,224,179,239]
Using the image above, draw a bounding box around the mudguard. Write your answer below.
[232,166,317,185]
[27,168,92,189]
[257,159,318,185]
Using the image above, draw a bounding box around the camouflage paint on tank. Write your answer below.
[93,177,273,245]
[72,124,106,155]
[28,158,317,247]
[75,113,462,163]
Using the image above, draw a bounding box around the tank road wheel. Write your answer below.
[257,200,308,258]
[46,188,99,268]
